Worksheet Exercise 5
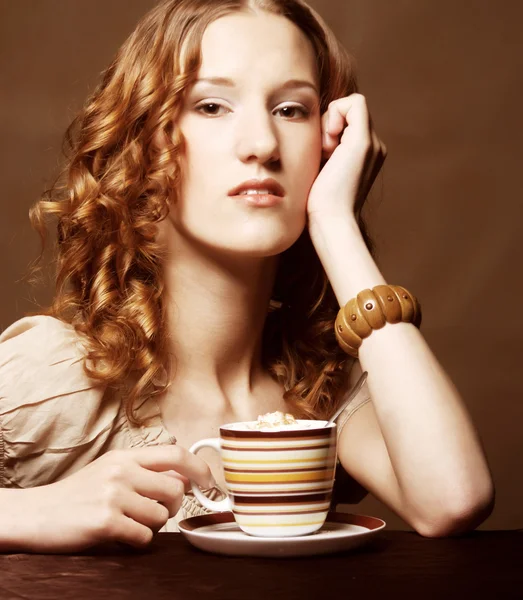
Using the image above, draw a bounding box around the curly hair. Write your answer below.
[30,0,374,422]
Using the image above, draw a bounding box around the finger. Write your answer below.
[159,476,187,516]
[110,515,155,548]
[326,102,348,138]
[323,94,374,158]
[131,465,188,506]
[321,108,339,154]
[330,94,371,142]
[321,110,329,144]
[134,467,191,517]
[122,492,171,531]
[162,470,192,494]
[131,445,215,489]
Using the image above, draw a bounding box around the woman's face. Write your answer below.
[169,9,322,258]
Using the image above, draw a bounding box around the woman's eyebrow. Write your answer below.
[194,76,318,94]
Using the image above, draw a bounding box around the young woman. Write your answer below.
[0,0,494,553]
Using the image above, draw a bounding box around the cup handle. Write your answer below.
[188,438,232,513]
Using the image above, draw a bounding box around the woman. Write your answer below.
[0,0,494,553]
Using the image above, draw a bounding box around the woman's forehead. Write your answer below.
[198,11,318,86]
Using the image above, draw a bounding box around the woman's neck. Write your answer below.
[160,233,279,414]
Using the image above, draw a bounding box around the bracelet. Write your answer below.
[334,285,422,358]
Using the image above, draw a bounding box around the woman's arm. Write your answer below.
[0,446,214,553]
[311,208,495,538]
[0,488,34,552]
[307,94,494,536]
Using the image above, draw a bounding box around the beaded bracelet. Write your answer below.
[334,285,422,358]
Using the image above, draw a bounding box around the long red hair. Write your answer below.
[30,0,373,421]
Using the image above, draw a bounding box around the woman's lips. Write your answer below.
[228,178,285,198]
[231,193,284,207]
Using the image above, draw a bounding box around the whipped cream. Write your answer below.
[248,411,303,430]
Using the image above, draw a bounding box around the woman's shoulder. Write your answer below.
[0,315,127,488]
[0,315,93,408]
[0,314,80,351]
[337,360,372,426]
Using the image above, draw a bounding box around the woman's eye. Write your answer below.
[195,102,229,117]
[275,105,309,119]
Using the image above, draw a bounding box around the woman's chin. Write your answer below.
[161,218,305,259]
[218,238,298,259]
[226,229,304,258]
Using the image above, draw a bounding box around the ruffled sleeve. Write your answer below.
[0,316,129,488]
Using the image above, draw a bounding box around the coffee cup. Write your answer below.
[188,419,337,537]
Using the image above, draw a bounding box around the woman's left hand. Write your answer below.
[307,93,387,226]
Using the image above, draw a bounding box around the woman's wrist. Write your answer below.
[0,488,39,552]
[309,214,386,305]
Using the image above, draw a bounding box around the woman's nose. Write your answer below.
[234,109,280,165]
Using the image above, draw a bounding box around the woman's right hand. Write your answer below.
[7,445,215,553]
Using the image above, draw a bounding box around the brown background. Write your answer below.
[0,0,521,531]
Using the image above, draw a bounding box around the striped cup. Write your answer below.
[188,420,337,537]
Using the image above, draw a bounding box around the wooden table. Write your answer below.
[1,530,522,599]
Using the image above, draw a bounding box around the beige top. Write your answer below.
[0,316,370,531]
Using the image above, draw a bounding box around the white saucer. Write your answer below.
[178,511,386,558]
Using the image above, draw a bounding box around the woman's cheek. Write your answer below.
[305,128,323,172]
[303,146,323,187]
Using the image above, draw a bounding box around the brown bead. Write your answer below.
[336,285,421,358]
